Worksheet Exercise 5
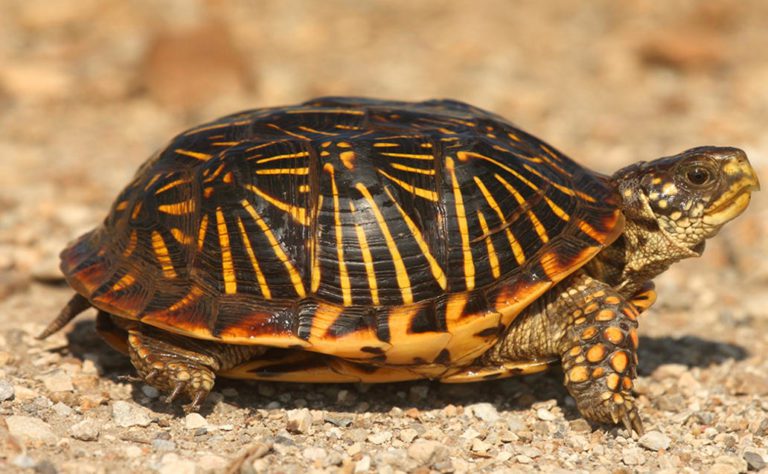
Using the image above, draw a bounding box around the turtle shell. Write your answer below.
[61,97,623,375]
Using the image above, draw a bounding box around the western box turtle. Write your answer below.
[40,97,759,433]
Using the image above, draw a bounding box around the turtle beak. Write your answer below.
[703,148,760,226]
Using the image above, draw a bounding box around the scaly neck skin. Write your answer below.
[585,178,700,298]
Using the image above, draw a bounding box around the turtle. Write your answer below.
[39,97,759,434]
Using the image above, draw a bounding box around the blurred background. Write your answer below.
[0,1,767,470]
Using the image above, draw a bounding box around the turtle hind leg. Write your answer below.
[37,293,92,339]
[126,324,264,412]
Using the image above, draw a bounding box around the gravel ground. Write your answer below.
[1,1,768,473]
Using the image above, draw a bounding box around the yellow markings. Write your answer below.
[577,219,606,243]
[223,172,233,184]
[131,202,143,220]
[446,157,475,291]
[476,211,500,279]
[473,176,525,265]
[215,207,237,294]
[354,183,412,304]
[236,217,271,299]
[438,127,457,135]
[266,123,311,140]
[350,201,379,305]
[298,184,311,193]
[175,149,212,161]
[420,143,433,148]
[241,199,306,298]
[521,164,590,201]
[155,178,188,195]
[168,285,205,313]
[538,145,570,176]
[310,194,324,293]
[285,108,365,115]
[390,162,435,175]
[111,273,135,292]
[203,163,226,183]
[373,142,401,148]
[143,173,163,191]
[379,152,434,160]
[325,164,352,306]
[495,174,549,243]
[337,141,352,148]
[377,168,438,202]
[183,119,250,136]
[245,184,310,226]
[340,151,356,170]
[151,231,176,278]
[211,141,240,146]
[544,196,571,222]
[246,141,280,152]
[157,198,195,215]
[507,132,521,142]
[444,292,468,326]
[320,151,330,157]
[297,125,337,136]
[335,124,360,130]
[255,151,310,164]
[115,200,129,211]
[123,230,138,257]
[383,187,447,291]
[254,167,309,175]
[170,228,193,245]
[197,213,209,250]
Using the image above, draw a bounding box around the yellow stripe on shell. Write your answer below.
[110,273,136,293]
[245,184,310,226]
[157,198,195,215]
[325,164,352,306]
[297,125,337,136]
[494,173,550,243]
[255,151,310,164]
[476,211,500,279]
[236,217,271,299]
[446,157,475,291]
[197,213,209,250]
[472,176,525,265]
[265,123,312,140]
[349,200,380,305]
[254,167,309,175]
[215,207,237,294]
[151,230,176,278]
[379,152,434,160]
[354,183,413,304]
[170,228,193,245]
[175,149,212,161]
[383,186,447,291]
[310,194,324,293]
[240,199,306,298]
[376,168,438,202]
[123,230,138,257]
[389,162,436,175]
[154,178,189,195]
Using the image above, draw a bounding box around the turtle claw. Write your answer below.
[611,402,644,436]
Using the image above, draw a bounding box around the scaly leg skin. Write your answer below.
[559,279,643,435]
[126,324,264,412]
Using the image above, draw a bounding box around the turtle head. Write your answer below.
[616,146,759,256]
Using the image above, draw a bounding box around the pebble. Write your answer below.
[743,451,766,471]
[466,402,500,422]
[302,446,327,462]
[408,439,447,464]
[471,438,492,453]
[639,430,671,451]
[354,455,371,473]
[286,408,312,434]
[6,415,58,445]
[158,453,196,474]
[51,402,74,417]
[368,431,392,445]
[197,454,228,471]
[69,419,99,441]
[141,385,160,398]
[152,439,177,451]
[399,428,418,443]
[0,380,14,401]
[184,413,207,430]
[536,408,556,421]
[622,446,646,466]
[111,401,152,428]
[39,370,74,392]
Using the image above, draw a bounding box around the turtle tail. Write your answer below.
[37,293,92,339]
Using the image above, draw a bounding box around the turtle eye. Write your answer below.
[685,166,711,186]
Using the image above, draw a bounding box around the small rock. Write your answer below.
[408,439,447,465]
[184,413,207,430]
[51,402,73,417]
[354,455,371,473]
[569,419,591,432]
[12,455,37,469]
[622,446,646,466]
[152,439,177,451]
[639,430,671,451]
[324,414,353,427]
[158,453,196,474]
[460,427,481,440]
[69,419,99,441]
[713,455,748,473]
[368,431,392,445]
[303,446,327,462]
[744,451,766,471]
[197,453,228,471]
[0,380,14,401]
[111,401,152,428]
[6,415,57,445]
[141,385,160,398]
[399,428,418,443]
[471,438,492,453]
[286,408,312,434]
[39,370,74,392]
[125,445,144,458]
[516,455,533,464]
[466,402,499,423]
[536,408,556,421]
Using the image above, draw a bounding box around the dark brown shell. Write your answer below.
[60,97,623,372]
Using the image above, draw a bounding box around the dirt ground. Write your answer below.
[1,1,767,473]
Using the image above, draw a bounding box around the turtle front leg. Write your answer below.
[126,324,264,412]
[559,278,643,435]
